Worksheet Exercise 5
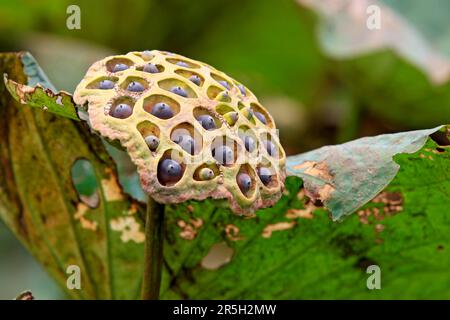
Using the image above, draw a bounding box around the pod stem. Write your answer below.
[141,196,165,300]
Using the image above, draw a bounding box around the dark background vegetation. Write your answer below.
[1,0,449,299]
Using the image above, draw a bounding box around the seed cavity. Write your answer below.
[109,97,134,119]
[158,79,197,98]
[138,121,160,151]
[167,58,200,69]
[106,58,133,73]
[144,95,180,119]
[157,151,186,186]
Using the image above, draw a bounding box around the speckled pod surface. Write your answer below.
[74,50,286,215]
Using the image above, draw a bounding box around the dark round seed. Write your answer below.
[254,111,267,124]
[127,81,145,92]
[144,135,159,151]
[176,135,195,155]
[158,159,183,185]
[218,80,230,90]
[170,86,188,97]
[238,84,246,96]
[213,145,234,165]
[112,63,129,72]
[176,61,189,68]
[243,135,256,152]
[189,75,201,86]
[151,102,174,119]
[99,79,115,89]
[197,114,216,130]
[258,167,272,185]
[265,140,277,157]
[143,63,160,73]
[237,173,252,194]
[111,103,133,119]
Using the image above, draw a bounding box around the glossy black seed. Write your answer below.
[111,103,132,119]
[265,140,277,157]
[258,167,272,185]
[176,135,195,155]
[112,63,129,72]
[254,111,267,124]
[243,135,256,152]
[218,80,230,90]
[99,79,115,89]
[127,81,145,92]
[143,63,159,73]
[170,86,188,97]
[237,173,252,194]
[176,61,189,68]
[213,145,234,165]
[144,135,159,151]
[158,159,183,185]
[197,114,216,130]
[238,84,246,96]
[189,75,201,86]
[151,102,174,119]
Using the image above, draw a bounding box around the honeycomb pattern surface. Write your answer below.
[74,50,286,214]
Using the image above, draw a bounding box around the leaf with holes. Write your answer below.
[4,52,79,121]
[159,126,450,299]
[0,52,145,299]
[286,126,444,220]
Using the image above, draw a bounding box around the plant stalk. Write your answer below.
[141,196,165,300]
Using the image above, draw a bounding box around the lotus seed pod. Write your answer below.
[74,50,286,214]
[145,135,159,151]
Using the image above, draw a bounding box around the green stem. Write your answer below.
[141,196,165,300]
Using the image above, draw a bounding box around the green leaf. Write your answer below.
[3,52,79,121]
[160,127,450,298]
[0,52,145,299]
[286,126,443,220]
